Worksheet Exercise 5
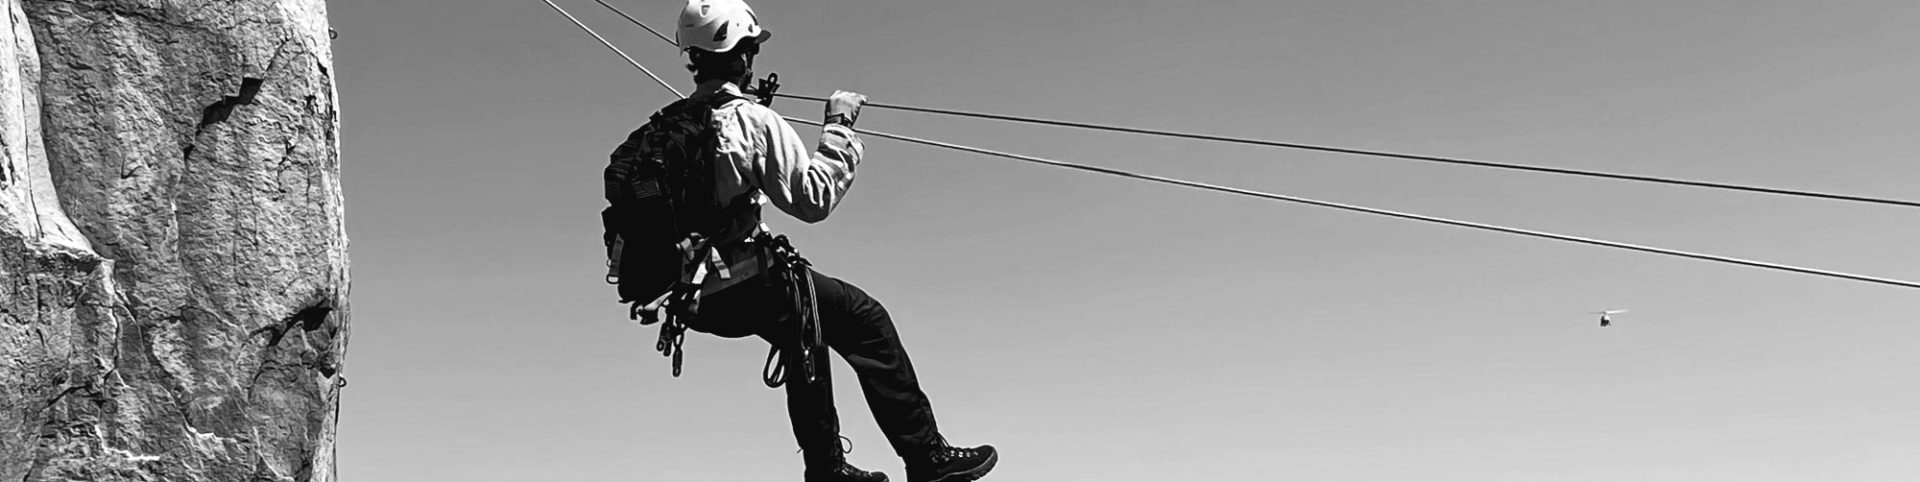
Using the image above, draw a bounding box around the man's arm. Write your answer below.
[743,101,865,223]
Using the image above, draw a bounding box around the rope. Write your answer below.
[542,0,683,99]
[591,0,1920,211]
[829,123,1920,290]
[595,0,678,47]
[790,93,1920,209]
[544,1,1920,291]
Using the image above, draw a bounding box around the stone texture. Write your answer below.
[0,0,346,480]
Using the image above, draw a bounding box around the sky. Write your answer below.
[331,1,1920,480]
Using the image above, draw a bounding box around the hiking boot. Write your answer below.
[905,439,997,482]
[804,461,889,482]
[804,438,889,482]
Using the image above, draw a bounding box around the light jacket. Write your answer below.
[689,80,863,293]
[694,80,863,243]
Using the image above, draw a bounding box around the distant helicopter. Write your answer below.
[1592,310,1628,327]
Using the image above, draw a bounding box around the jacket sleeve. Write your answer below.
[743,106,864,223]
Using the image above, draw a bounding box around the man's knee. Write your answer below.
[809,272,897,343]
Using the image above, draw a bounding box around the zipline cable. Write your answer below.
[546,0,1920,292]
[596,0,678,47]
[593,0,1920,211]
[545,0,682,99]
[842,128,1920,291]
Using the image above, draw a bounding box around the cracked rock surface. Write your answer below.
[0,1,347,481]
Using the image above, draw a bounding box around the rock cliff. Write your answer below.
[0,0,346,480]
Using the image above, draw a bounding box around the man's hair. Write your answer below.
[685,42,759,84]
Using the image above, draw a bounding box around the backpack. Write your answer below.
[601,93,747,305]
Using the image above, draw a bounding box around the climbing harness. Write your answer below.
[625,231,830,384]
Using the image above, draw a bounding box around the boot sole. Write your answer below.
[805,471,889,482]
[922,451,998,482]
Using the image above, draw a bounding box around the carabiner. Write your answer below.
[749,72,781,107]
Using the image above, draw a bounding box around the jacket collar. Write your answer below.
[692,80,746,100]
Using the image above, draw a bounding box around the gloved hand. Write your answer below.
[824,90,867,128]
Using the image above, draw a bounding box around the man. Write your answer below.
[635,1,998,481]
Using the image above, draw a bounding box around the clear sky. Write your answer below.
[332,1,1920,480]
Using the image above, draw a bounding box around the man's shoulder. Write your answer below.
[714,96,781,122]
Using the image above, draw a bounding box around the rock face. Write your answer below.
[0,1,346,481]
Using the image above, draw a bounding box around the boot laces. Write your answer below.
[925,436,979,461]
[798,435,857,458]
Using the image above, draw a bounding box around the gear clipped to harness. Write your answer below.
[760,233,827,388]
[640,235,711,378]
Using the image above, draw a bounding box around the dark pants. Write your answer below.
[691,269,941,460]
